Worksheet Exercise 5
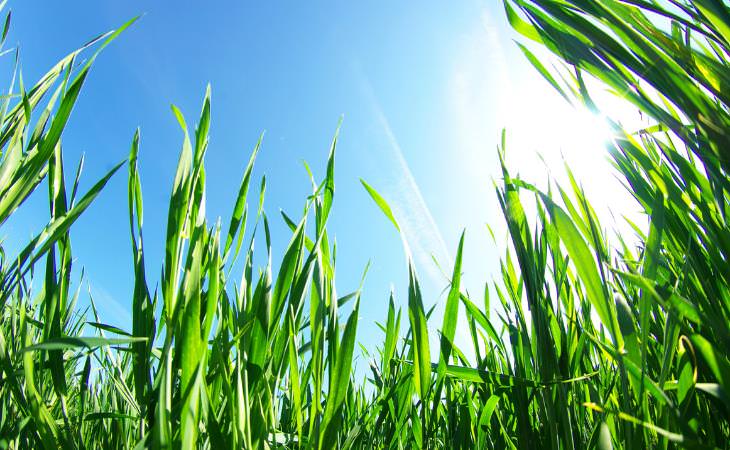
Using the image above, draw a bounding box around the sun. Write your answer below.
[498,73,642,232]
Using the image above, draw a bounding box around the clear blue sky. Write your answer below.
[2,1,633,358]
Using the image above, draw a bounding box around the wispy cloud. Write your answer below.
[448,8,511,179]
[351,7,514,363]
[86,280,133,328]
[357,72,452,288]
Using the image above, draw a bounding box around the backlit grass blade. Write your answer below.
[319,294,360,449]
[539,192,623,349]
[1,160,124,303]
[223,133,262,262]
[21,336,147,352]
[438,230,464,373]
[128,129,155,436]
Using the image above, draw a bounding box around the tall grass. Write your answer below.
[0,0,728,448]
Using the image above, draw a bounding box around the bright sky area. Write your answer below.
[2,1,641,360]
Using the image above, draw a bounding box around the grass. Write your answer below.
[0,0,729,448]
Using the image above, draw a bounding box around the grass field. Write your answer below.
[0,0,729,448]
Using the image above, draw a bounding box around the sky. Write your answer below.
[1,1,641,361]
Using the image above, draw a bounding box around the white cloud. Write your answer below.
[357,73,453,288]
[86,280,132,329]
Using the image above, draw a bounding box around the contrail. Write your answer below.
[357,71,453,287]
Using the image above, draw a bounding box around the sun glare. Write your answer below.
[500,73,642,226]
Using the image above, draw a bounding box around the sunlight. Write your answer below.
[501,73,642,232]
[445,13,643,361]
[447,11,637,232]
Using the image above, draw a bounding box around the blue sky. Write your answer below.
[2,1,636,359]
